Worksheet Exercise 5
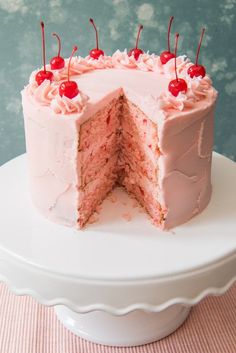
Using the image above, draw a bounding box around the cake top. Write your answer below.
[22,19,218,121]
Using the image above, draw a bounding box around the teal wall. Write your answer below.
[0,0,235,165]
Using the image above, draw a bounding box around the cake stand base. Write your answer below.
[0,153,235,347]
[55,305,190,347]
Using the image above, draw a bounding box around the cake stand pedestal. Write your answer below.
[0,153,235,347]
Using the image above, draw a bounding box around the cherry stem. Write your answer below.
[90,18,99,50]
[167,16,174,52]
[52,32,61,57]
[135,24,143,49]
[195,27,205,66]
[40,21,46,73]
[68,46,77,81]
[174,33,179,81]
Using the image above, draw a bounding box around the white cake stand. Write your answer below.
[0,153,235,347]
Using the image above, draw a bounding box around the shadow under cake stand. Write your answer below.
[0,153,235,347]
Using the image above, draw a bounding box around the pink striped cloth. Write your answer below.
[0,283,235,353]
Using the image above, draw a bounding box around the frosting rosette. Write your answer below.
[112,50,138,69]
[112,50,162,72]
[136,53,161,72]
[26,52,215,116]
[85,55,114,69]
[160,55,190,78]
[27,79,58,105]
[55,57,95,80]
[187,75,215,100]
[158,74,217,112]
[157,91,193,112]
[50,91,89,115]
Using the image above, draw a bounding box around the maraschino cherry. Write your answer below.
[160,16,175,64]
[50,32,65,70]
[168,33,188,97]
[35,22,53,86]
[59,46,79,99]
[89,18,104,59]
[188,28,206,78]
[128,24,144,60]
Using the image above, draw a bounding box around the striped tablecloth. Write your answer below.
[0,283,235,353]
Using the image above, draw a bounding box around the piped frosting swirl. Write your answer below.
[50,91,89,115]
[27,51,216,115]
[28,79,58,105]
[158,73,216,113]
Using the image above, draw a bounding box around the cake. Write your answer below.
[21,20,218,230]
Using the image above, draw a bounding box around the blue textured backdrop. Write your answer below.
[0,0,235,165]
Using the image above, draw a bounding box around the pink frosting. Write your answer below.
[54,57,95,80]
[27,79,58,105]
[112,50,140,69]
[160,55,189,77]
[158,75,216,113]
[26,52,214,116]
[50,92,89,115]
[136,53,162,72]
[28,71,89,114]
[86,55,115,69]
[112,50,163,72]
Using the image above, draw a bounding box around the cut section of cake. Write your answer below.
[77,97,122,228]
[118,97,165,227]
[22,53,217,230]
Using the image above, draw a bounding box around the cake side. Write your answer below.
[22,90,80,226]
[158,104,216,229]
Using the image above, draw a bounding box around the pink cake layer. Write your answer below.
[78,98,121,226]
[119,99,163,225]
[78,98,121,187]
[78,154,118,227]
[22,55,217,230]
[119,99,159,183]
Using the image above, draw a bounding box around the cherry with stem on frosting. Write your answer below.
[35,21,53,86]
[128,24,144,60]
[160,16,175,65]
[50,32,65,70]
[168,33,188,97]
[188,28,206,78]
[59,46,79,99]
[89,18,104,59]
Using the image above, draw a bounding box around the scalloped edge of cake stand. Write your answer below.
[54,304,191,347]
[0,273,235,346]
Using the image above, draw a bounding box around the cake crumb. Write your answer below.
[132,200,139,208]
[88,212,99,224]
[122,212,132,222]
[108,193,118,203]
[96,204,102,213]
[138,207,145,213]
